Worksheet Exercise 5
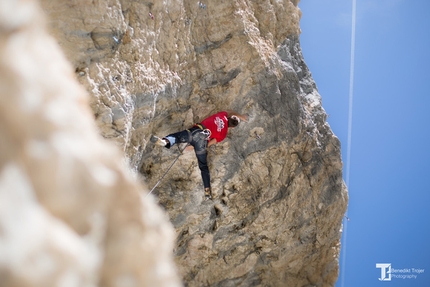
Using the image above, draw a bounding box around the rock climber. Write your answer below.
[151,110,248,200]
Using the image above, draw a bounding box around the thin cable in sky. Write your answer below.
[340,0,356,286]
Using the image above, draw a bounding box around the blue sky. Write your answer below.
[299,1,430,286]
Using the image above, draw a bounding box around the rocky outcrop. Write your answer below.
[1,0,348,286]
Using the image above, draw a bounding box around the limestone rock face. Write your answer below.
[23,0,346,286]
[0,1,180,287]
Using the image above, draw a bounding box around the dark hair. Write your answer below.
[228,116,239,127]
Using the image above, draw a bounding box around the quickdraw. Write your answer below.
[193,123,211,140]
[200,129,211,140]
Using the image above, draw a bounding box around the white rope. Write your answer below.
[340,0,356,286]
[145,144,188,198]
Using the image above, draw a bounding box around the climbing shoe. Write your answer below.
[150,135,169,147]
[204,187,213,200]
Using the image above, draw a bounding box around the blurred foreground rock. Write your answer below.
[0,1,180,287]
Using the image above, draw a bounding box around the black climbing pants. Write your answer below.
[165,127,210,188]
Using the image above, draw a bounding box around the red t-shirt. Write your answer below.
[201,111,229,142]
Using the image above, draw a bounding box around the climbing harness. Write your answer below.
[200,129,211,140]
[187,126,210,155]
[193,123,211,140]
[146,143,189,198]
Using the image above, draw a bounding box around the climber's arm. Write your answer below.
[207,138,217,147]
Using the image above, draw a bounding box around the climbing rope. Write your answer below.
[145,143,189,198]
